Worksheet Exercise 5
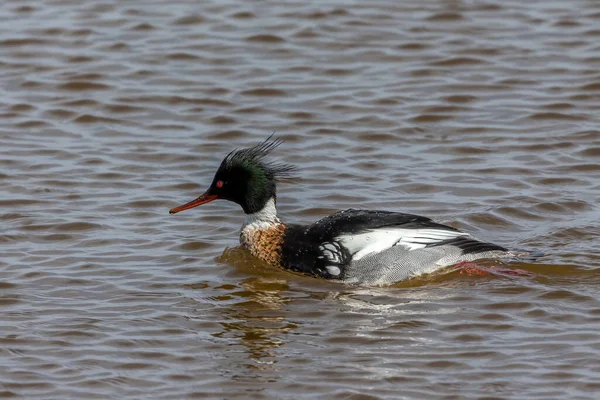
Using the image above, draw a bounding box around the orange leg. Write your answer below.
[455,261,492,276]
[454,261,533,277]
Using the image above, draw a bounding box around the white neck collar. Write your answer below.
[243,198,279,228]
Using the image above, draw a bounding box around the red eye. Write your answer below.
[216,180,224,188]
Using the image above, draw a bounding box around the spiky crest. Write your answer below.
[223,135,297,181]
[202,135,297,214]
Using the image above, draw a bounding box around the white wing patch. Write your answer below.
[318,242,345,277]
[337,228,468,261]
[318,242,343,264]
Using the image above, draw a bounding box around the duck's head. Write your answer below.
[169,137,296,215]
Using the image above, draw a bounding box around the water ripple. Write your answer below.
[1,0,600,398]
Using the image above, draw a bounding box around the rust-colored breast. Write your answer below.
[240,224,286,266]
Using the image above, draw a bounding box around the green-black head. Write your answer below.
[169,136,296,215]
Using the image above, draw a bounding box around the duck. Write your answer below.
[169,137,536,286]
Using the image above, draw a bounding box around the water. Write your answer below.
[1,0,600,398]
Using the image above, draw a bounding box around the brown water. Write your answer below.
[2,0,600,398]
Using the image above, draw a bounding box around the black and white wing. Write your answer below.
[308,209,506,262]
[337,226,467,259]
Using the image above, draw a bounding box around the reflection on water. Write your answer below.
[192,248,295,376]
[215,280,294,371]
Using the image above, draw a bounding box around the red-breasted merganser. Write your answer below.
[169,137,536,286]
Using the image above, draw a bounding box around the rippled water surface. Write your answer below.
[2,0,600,398]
